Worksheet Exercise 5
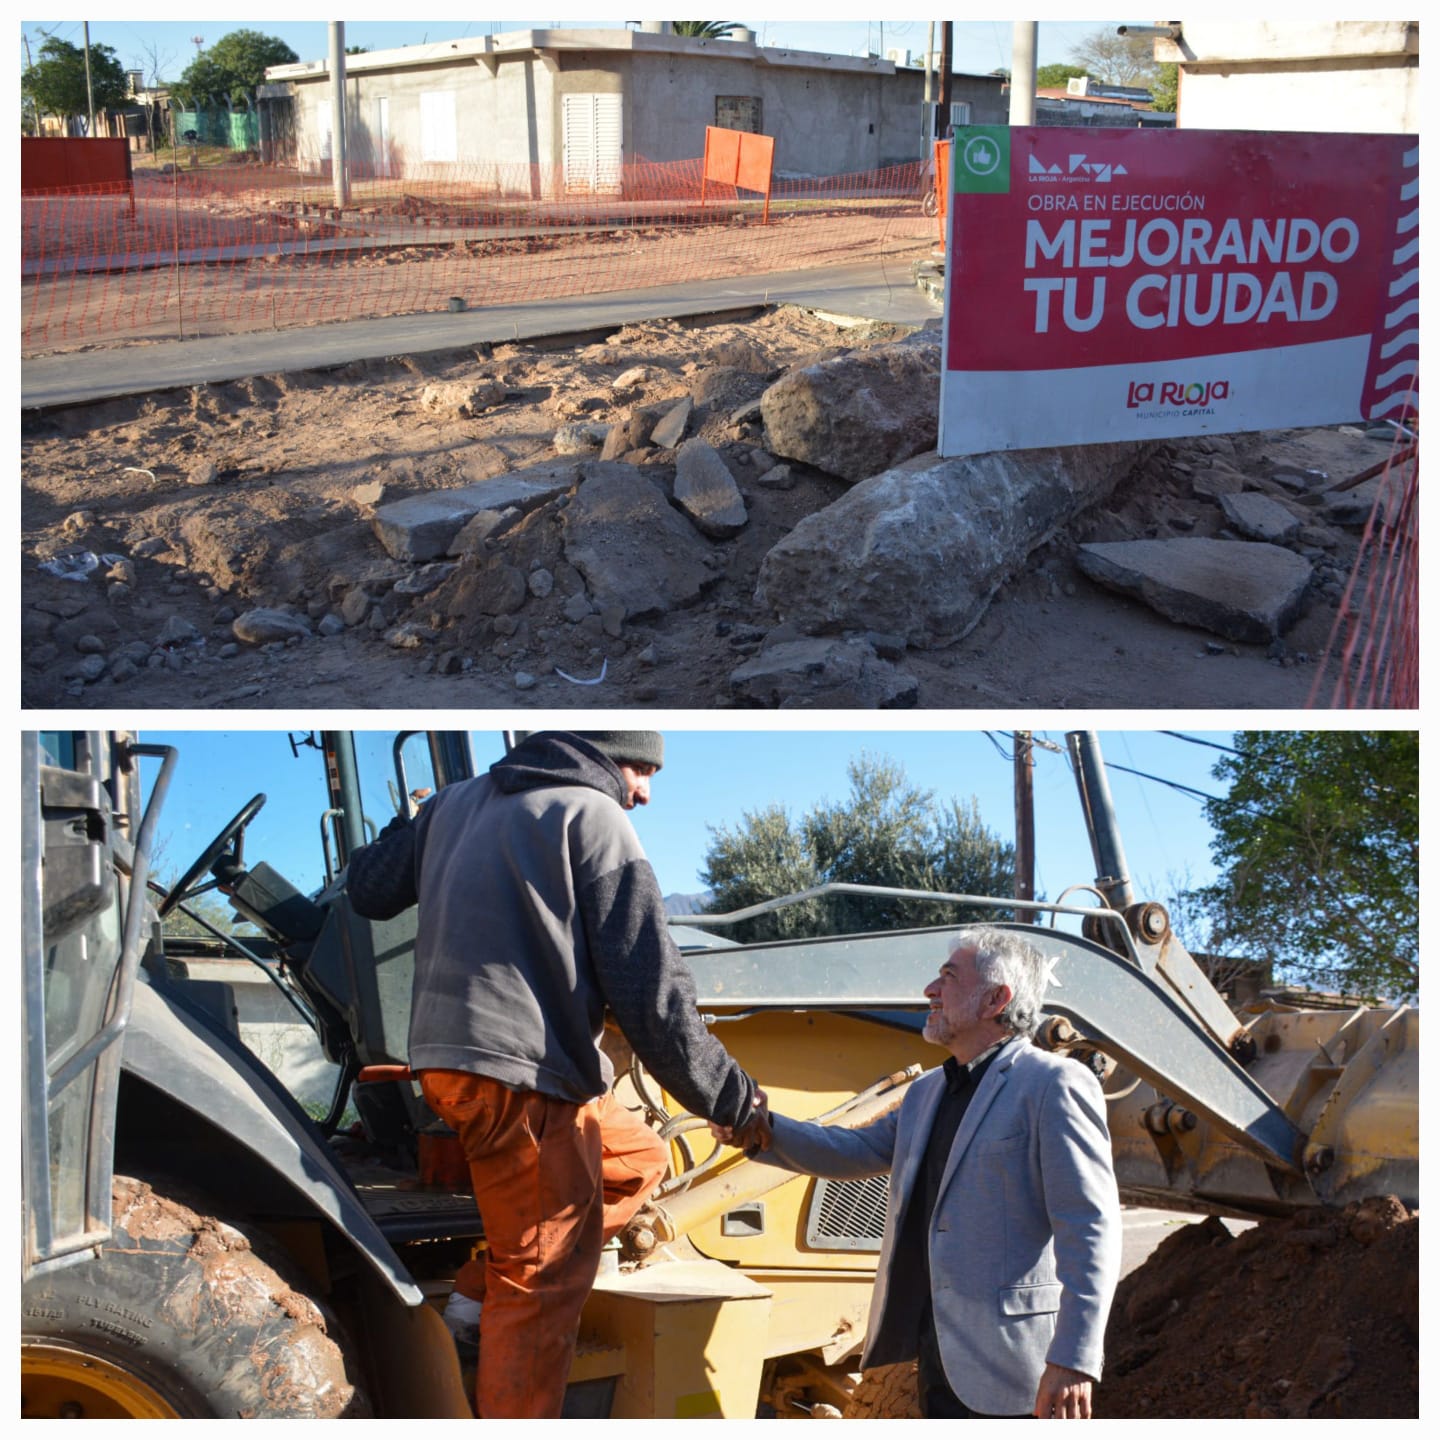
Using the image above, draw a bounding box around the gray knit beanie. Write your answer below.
[574,731,664,771]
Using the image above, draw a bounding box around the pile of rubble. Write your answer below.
[22,306,1402,707]
[1099,1197,1418,1418]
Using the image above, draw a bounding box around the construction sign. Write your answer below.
[939,127,1418,455]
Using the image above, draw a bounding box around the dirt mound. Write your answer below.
[1099,1197,1418,1418]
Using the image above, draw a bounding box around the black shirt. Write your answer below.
[890,1041,1007,1407]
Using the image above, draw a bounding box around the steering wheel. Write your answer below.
[158,793,267,918]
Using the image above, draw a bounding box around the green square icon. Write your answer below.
[952,127,1011,194]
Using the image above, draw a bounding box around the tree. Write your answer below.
[1192,732,1417,1002]
[172,28,297,112]
[1036,62,1088,89]
[700,753,1015,943]
[1067,29,1158,89]
[670,21,742,39]
[22,35,129,131]
[1148,62,1179,115]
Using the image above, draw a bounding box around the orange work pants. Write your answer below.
[418,1070,668,1420]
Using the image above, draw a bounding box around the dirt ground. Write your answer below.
[1098,1196,1418,1418]
[20,303,1393,710]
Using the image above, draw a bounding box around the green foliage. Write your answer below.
[155,880,256,940]
[1193,732,1417,1002]
[173,28,298,110]
[22,36,130,126]
[700,753,1015,942]
[1066,29,1159,89]
[1036,62,1089,89]
[1149,62,1179,114]
[670,21,742,39]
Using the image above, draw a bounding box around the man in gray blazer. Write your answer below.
[727,925,1122,1418]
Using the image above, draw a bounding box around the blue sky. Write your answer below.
[136,727,1235,928]
[22,18,1109,84]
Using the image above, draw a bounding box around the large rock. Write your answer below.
[372,462,580,562]
[761,334,941,483]
[1076,538,1313,643]
[419,380,507,416]
[729,638,918,709]
[561,463,718,619]
[755,443,1149,647]
[233,608,312,645]
[674,440,747,539]
[1219,491,1302,543]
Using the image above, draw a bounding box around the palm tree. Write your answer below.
[670,21,742,39]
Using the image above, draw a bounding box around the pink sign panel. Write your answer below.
[939,127,1418,455]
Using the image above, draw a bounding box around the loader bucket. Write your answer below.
[1103,1002,1418,1217]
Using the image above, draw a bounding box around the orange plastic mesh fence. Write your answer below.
[1309,418,1419,710]
[22,153,933,353]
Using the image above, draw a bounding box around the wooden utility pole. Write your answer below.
[1014,730,1035,920]
[938,21,953,132]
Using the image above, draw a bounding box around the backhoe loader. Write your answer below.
[20,729,1417,1418]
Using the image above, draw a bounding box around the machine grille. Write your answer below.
[804,1174,891,1252]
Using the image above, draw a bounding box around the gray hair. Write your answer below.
[961,925,1051,1037]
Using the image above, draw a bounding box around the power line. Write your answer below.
[1102,761,1222,804]
[1160,730,1242,757]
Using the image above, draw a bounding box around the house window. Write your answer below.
[421,91,458,163]
[716,95,762,133]
[949,101,972,127]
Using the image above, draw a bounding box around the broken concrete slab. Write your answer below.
[761,334,941,483]
[674,440,747,539]
[560,462,719,620]
[372,462,580,562]
[650,396,693,449]
[755,442,1151,648]
[1191,467,1247,500]
[1219,492,1303,544]
[729,637,919,708]
[372,493,483,563]
[1076,538,1313,643]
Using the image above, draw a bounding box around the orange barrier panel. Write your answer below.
[934,139,951,247]
[22,137,134,213]
[21,151,933,353]
[701,125,775,224]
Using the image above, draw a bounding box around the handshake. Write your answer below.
[711,1086,773,1155]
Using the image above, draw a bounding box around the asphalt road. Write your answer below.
[1121,1206,1256,1279]
[21,255,940,411]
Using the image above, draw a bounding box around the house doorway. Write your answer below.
[562,92,622,194]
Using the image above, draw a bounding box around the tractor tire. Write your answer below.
[21,1174,368,1419]
[843,1361,923,1419]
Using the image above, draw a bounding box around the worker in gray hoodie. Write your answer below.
[387,731,770,1418]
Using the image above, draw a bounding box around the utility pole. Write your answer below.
[22,30,40,134]
[1013,730,1035,921]
[1010,21,1038,125]
[938,21,953,133]
[83,21,95,136]
[923,21,935,144]
[328,21,350,208]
